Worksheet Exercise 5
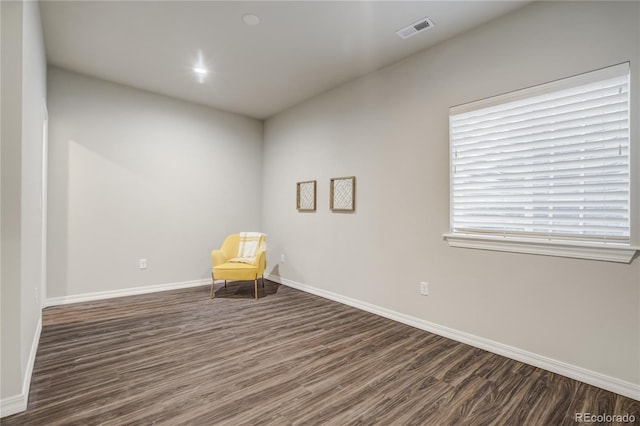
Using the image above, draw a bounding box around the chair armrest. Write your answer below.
[211,249,227,267]
[256,249,267,273]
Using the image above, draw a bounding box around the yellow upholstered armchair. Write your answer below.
[211,233,267,300]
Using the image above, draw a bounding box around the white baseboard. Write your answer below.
[44,278,211,307]
[266,273,640,401]
[0,316,42,418]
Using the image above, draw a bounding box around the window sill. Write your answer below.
[443,232,638,263]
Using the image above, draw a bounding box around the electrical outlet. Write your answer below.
[420,282,429,296]
[139,259,148,269]
[280,254,286,263]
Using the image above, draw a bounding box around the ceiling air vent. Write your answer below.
[396,17,434,39]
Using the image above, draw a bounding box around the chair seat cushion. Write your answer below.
[213,261,260,281]
[214,262,258,271]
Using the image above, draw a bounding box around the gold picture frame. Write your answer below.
[330,176,356,212]
[296,180,317,211]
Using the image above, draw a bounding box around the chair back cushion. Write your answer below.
[220,234,239,260]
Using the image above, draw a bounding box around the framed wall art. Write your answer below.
[330,176,355,212]
[296,180,317,211]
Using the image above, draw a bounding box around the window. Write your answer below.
[444,63,637,263]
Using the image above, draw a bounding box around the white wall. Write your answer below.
[47,68,263,298]
[1,0,47,410]
[1,0,25,401]
[263,0,640,389]
[21,0,47,376]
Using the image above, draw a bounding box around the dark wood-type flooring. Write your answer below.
[2,281,639,425]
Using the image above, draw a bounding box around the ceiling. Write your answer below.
[40,1,530,120]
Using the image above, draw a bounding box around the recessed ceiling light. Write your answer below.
[241,13,260,26]
[192,50,209,83]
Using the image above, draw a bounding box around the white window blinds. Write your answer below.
[449,63,630,242]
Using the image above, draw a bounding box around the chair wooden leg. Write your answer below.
[262,275,265,288]
[210,273,215,299]
[224,280,227,289]
[254,278,258,300]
